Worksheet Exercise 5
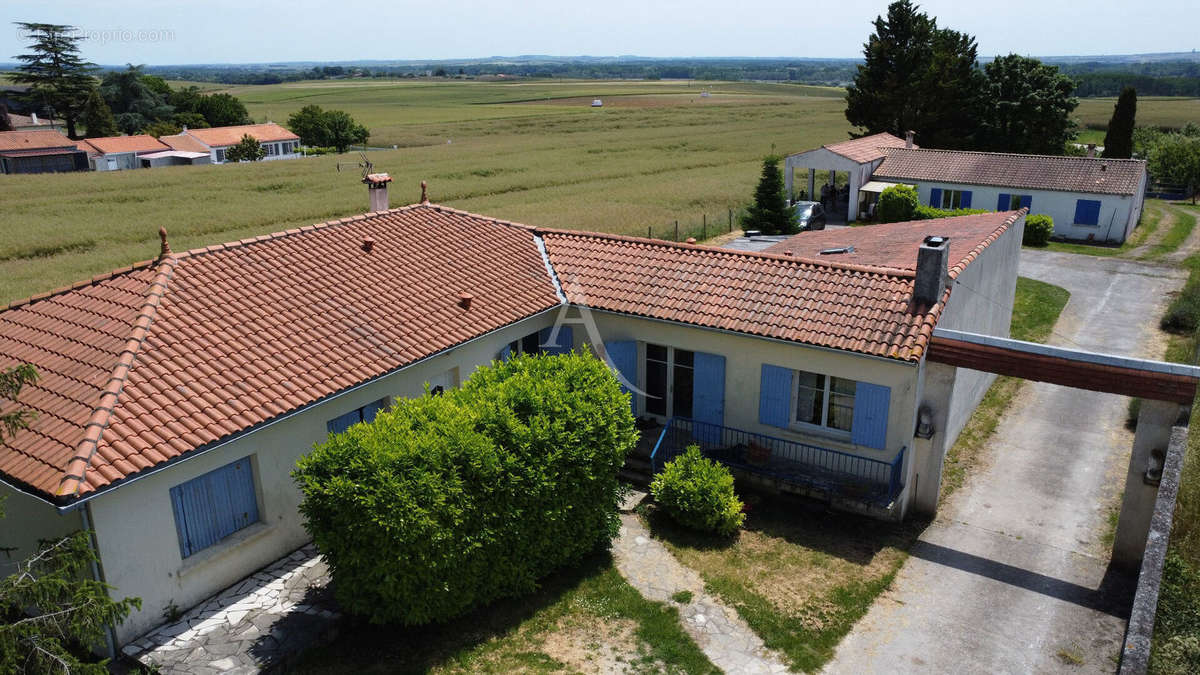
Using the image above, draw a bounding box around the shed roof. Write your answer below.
[0,130,76,152]
[790,132,912,164]
[81,135,171,155]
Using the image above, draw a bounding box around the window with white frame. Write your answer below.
[793,370,856,433]
[939,189,966,209]
[215,148,226,162]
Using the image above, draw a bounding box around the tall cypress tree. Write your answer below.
[1103,87,1137,159]
[741,156,794,236]
[10,23,96,139]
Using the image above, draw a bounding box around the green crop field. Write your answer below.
[0,79,850,304]
[1075,96,1200,129]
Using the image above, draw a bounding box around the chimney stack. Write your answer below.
[905,130,915,148]
[158,227,171,258]
[914,235,949,309]
[1086,143,1097,158]
[363,172,392,212]
[31,112,38,125]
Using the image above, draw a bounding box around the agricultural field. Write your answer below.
[0,79,849,304]
[1075,96,1200,130]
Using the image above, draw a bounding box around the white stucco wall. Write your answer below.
[0,482,83,578]
[85,310,559,644]
[912,181,1138,243]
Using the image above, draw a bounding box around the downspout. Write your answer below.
[80,503,119,661]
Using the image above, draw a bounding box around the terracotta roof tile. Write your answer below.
[789,132,912,164]
[158,133,210,154]
[182,123,299,148]
[80,135,170,155]
[874,147,1145,195]
[0,130,77,152]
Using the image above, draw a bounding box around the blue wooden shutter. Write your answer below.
[605,341,638,415]
[850,382,891,450]
[1019,195,1032,210]
[997,193,1011,211]
[1074,199,1101,225]
[758,364,793,429]
[960,190,972,208]
[929,188,942,208]
[498,343,512,362]
[170,457,259,558]
[539,326,573,355]
[691,352,726,443]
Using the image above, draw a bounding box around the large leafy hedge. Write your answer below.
[294,352,637,625]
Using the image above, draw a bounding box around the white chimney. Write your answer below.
[363,173,392,212]
[31,112,38,125]
[905,130,915,148]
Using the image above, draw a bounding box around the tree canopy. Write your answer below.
[1149,135,1200,204]
[286,105,369,152]
[80,88,119,138]
[99,64,174,135]
[10,22,97,139]
[1103,87,1137,159]
[979,54,1079,155]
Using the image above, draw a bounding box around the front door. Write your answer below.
[644,344,694,420]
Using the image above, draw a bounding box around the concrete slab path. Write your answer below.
[824,251,1187,674]
[613,513,790,674]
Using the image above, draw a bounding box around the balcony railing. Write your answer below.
[650,418,906,508]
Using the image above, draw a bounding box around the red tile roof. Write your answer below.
[0,205,1016,502]
[874,147,1146,196]
[798,132,912,164]
[0,130,77,152]
[82,134,170,155]
[158,134,211,154]
[762,211,1021,277]
[0,205,559,501]
[183,123,299,148]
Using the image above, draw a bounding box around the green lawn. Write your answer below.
[1028,201,1192,260]
[293,552,717,674]
[0,79,852,305]
[1075,97,1200,130]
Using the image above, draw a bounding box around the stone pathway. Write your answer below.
[612,513,789,674]
[127,545,338,674]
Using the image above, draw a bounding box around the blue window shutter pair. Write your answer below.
[538,326,574,355]
[691,352,726,442]
[326,410,360,434]
[960,191,972,208]
[758,364,793,429]
[997,193,1011,210]
[170,457,259,559]
[605,341,638,415]
[929,188,943,208]
[851,382,891,450]
[1019,195,1032,210]
[1074,199,1102,225]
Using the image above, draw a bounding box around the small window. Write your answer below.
[940,190,964,209]
[170,457,259,558]
[793,370,856,433]
[215,148,225,163]
[326,398,388,434]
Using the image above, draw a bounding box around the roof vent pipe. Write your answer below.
[905,130,915,148]
[914,235,949,309]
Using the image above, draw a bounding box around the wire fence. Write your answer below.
[646,206,751,243]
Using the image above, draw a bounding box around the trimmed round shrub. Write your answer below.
[876,184,919,223]
[1023,214,1054,247]
[294,352,637,625]
[651,445,745,536]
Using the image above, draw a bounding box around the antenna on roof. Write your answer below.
[336,151,374,181]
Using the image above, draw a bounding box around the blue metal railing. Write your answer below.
[650,418,906,508]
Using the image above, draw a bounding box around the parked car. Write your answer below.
[792,201,826,231]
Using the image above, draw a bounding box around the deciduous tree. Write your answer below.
[225,133,265,162]
[80,88,118,138]
[10,23,97,139]
[99,64,173,135]
[1150,135,1200,204]
[980,55,1079,155]
[1103,87,1137,159]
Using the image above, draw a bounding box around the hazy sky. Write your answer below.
[4,1,1196,65]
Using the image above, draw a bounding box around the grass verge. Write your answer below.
[293,552,717,674]
[1143,204,1198,260]
[939,277,1070,502]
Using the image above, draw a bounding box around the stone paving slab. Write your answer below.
[127,545,338,674]
[612,513,790,674]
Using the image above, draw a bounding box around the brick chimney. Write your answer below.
[905,130,915,148]
[914,236,949,309]
[1086,144,1097,158]
[363,172,392,212]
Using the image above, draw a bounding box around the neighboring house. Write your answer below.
[162,123,301,164]
[76,135,172,171]
[785,134,1148,243]
[0,191,1023,647]
[0,129,90,174]
[137,150,212,168]
[5,111,62,131]
[873,147,1147,244]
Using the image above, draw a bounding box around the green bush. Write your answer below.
[1022,214,1054,247]
[651,446,745,536]
[1163,279,1200,334]
[913,205,989,220]
[876,185,918,223]
[293,352,637,625]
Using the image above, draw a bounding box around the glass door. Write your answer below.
[643,343,694,419]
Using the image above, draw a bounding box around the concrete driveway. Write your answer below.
[824,250,1187,674]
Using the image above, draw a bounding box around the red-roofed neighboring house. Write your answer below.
[5,110,62,131]
[77,134,171,171]
[164,123,301,164]
[0,193,1025,647]
[0,130,89,174]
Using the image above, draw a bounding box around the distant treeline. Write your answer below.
[135,57,1200,97]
